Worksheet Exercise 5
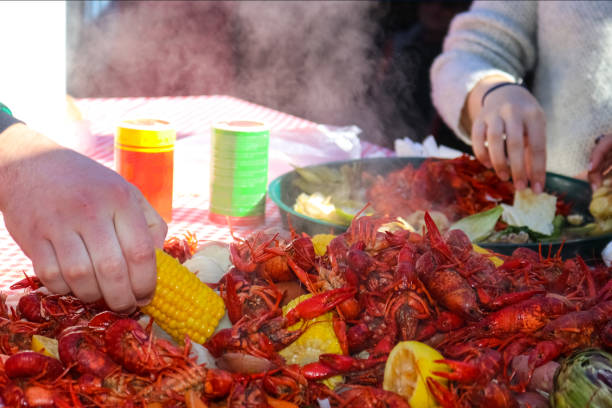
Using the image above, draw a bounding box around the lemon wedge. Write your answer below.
[31,334,60,360]
[279,294,343,389]
[472,244,504,267]
[383,341,450,408]
[311,234,336,256]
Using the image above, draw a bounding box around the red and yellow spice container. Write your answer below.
[115,119,176,222]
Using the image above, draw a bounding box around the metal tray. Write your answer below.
[268,157,611,260]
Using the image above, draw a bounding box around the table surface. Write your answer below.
[0,95,393,292]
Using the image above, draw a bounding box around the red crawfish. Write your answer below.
[416,250,482,320]
[163,231,198,263]
[4,351,64,381]
[474,295,570,337]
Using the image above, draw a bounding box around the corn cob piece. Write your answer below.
[279,294,343,388]
[142,249,226,345]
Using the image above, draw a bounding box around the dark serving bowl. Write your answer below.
[268,157,611,261]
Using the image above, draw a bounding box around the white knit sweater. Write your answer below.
[431,1,612,177]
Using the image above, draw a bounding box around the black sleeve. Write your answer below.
[0,110,23,133]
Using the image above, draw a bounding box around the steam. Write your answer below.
[67,1,420,147]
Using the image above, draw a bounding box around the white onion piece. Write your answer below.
[318,398,331,408]
[193,242,232,272]
[184,255,225,284]
[215,312,232,332]
[603,240,612,267]
[190,341,217,368]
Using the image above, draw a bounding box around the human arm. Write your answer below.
[431,1,545,191]
[0,121,167,312]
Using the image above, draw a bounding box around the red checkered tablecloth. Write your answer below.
[0,95,394,292]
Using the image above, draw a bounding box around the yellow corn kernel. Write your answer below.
[142,249,225,344]
[279,294,343,389]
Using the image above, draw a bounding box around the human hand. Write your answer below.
[588,134,612,190]
[0,124,167,312]
[465,78,547,193]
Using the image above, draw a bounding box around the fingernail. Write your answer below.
[588,162,593,171]
[592,183,598,191]
[499,171,509,181]
[136,297,153,307]
[534,182,543,194]
[515,180,526,190]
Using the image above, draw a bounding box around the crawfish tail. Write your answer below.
[479,296,569,336]
[419,265,482,320]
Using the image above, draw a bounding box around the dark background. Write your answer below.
[67,1,471,151]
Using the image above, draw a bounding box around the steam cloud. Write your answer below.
[68,1,421,147]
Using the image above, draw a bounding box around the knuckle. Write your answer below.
[110,181,136,205]
[95,256,126,278]
[525,105,544,119]
[506,136,523,150]
[36,268,70,295]
[62,264,92,283]
[125,242,155,265]
[499,103,516,117]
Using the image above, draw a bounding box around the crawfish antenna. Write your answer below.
[354,202,371,220]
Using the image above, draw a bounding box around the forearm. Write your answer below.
[0,123,61,211]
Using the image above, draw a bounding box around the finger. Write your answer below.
[80,219,136,312]
[589,169,603,191]
[590,135,612,172]
[525,111,547,194]
[472,118,491,168]
[114,200,158,307]
[503,112,527,190]
[29,239,71,295]
[52,232,102,303]
[486,116,509,181]
[137,192,168,249]
[588,151,612,189]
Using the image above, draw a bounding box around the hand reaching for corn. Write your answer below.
[142,249,226,344]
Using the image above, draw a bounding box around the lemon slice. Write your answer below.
[31,334,60,360]
[311,234,336,256]
[279,294,343,389]
[334,208,357,225]
[383,341,450,408]
[472,244,504,267]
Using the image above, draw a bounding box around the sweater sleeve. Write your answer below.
[430,0,538,145]
[0,111,22,134]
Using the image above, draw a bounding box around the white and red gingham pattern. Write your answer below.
[0,95,393,293]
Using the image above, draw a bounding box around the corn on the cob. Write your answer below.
[142,249,226,345]
[279,294,343,388]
